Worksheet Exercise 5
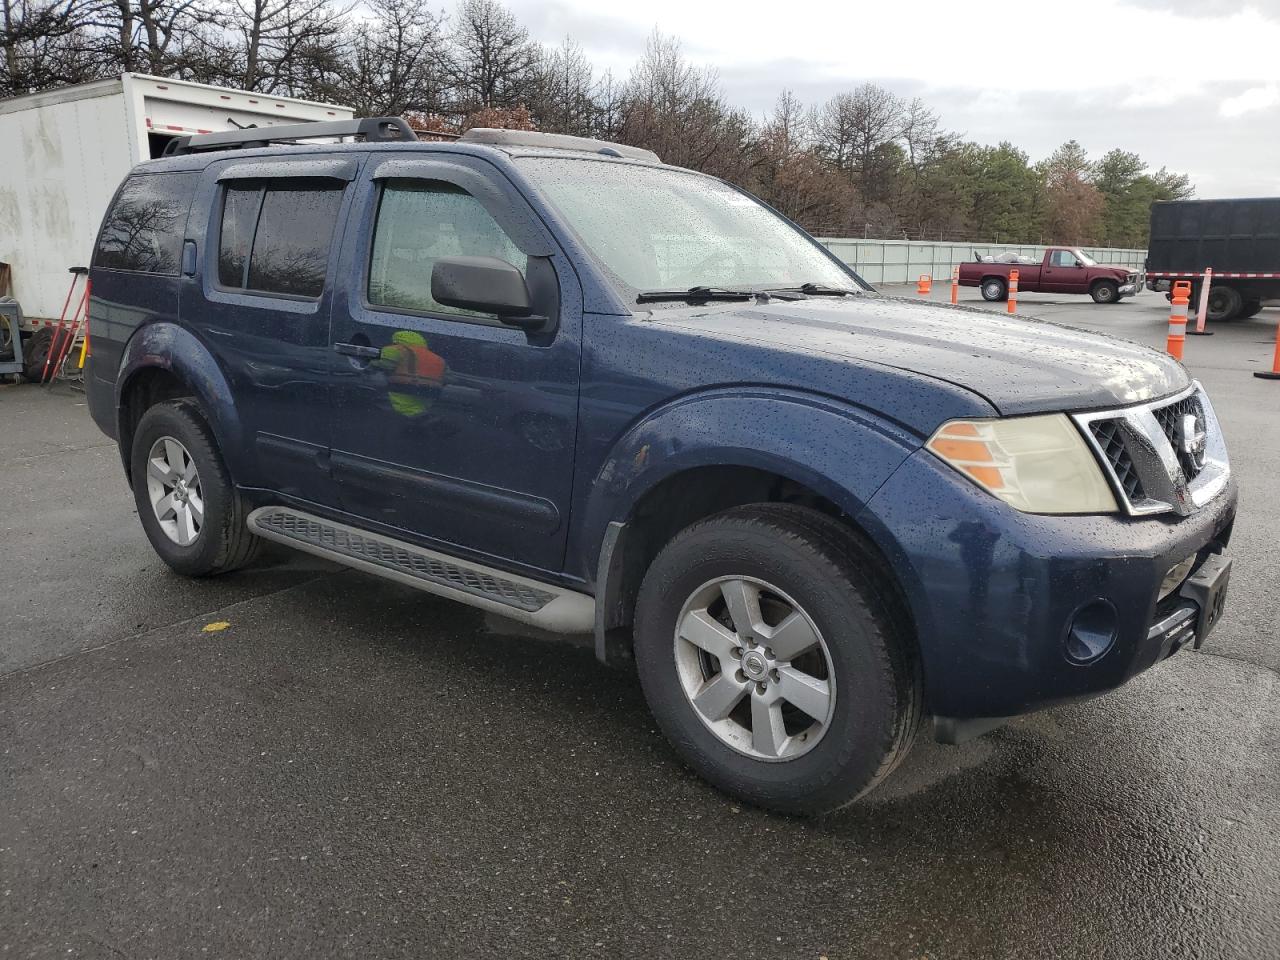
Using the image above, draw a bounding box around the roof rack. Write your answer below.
[457,128,661,163]
[164,116,418,156]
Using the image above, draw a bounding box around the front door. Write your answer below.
[1042,249,1087,293]
[183,155,361,506]
[327,155,582,574]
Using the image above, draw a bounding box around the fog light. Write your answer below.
[1159,555,1197,601]
[1065,599,1118,664]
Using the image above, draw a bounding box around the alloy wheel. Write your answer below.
[673,576,836,761]
[145,436,204,546]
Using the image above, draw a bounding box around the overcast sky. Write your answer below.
[505,0,1280,198]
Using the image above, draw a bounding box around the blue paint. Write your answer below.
[86,137,1237,728]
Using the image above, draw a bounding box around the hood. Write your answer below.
[654,294,1187,416]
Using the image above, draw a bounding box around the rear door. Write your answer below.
[327,153,582,573]
[181,154,361,506]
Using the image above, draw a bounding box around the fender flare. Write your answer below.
[578,388,922,660]
[114,321,241,471]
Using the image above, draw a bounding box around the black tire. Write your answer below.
[0,307,13,361]
[130,399,261,576]
[1090,280,1119,304]
[633,504,920,816]
[1240,300,1263,320]
[980,278,1007,302]
[1207,286,1243,322]
[22,326,53,382]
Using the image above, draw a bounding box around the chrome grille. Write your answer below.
[1073,382,1228,517]
[1089,419,1145,501]
[1152,393,1205,480]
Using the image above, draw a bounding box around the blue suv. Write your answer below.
[85,118,1236,814]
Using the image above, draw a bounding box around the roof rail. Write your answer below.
[457,128,661,163]
[164,116,418,156]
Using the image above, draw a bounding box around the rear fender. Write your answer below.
[115,321,240,471]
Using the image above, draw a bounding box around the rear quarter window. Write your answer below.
[94,173,194,274]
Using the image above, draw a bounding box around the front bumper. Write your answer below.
[857,448,1238,728]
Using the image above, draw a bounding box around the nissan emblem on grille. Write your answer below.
[1177,412,1207,472]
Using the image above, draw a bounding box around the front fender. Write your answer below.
[575,388,922,579]
[115,321,241,465]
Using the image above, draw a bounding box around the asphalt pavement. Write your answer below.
[1,289,1277,959]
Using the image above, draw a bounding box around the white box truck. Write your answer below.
[0,73,354,340]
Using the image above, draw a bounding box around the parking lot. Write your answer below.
[2,290,1277,959]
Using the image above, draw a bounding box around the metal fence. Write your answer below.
[816,238,1147,285]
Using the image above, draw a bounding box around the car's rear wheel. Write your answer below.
[130,399,261,576]
[980,278,1007,302]
[1240,300,1263,319]
[1090,280,1119,304]
[633,504,920,815]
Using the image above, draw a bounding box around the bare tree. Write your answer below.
[344,0,448,117]
[761,88,808,159]
[813,83,904,205]
[527,37,595,137]
[448,0,536,112]
[2,0,101,96]
[207,0,348,98]
[619,31,756,182]
[85,0,211,75]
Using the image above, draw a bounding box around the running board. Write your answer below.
[247,506,595,634]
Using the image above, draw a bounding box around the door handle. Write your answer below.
[333,342,381,359]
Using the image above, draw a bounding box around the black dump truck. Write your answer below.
[1146,197,1280,321]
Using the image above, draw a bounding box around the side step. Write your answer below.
[247,506,595,634]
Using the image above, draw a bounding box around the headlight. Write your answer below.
[926,414,1119,514]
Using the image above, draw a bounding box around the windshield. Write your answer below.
[516,157,857,296]
[1073,249,1097,267]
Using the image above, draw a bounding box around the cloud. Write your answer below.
[1220,83,1280,117]
[1123,0,1278,16]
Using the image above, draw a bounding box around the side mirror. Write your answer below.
[430,255,541,329]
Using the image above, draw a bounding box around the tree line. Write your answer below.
[2,0,1193,247]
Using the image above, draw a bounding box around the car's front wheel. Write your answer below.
[1091,280,1119,304]
[130,399,261,576]
[633,504,920,815]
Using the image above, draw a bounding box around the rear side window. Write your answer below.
[94,173,194,274]
[368,179,527,319]
[217,182,345,298]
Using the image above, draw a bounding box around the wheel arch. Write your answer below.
[115,322,241,484]
[582,390,922,664]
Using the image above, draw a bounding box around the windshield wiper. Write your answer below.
[636,286,757,304]
[785,282,859,297]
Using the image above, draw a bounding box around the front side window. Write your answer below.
[217,181,344,298]
[1049,250,1078,268]
[95,173,194,274]
[368,179,528,319]
[516,157,855,297]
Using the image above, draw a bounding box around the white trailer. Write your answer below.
[0,73,354,327]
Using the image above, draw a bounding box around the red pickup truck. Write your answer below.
[958,247,1142,304]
